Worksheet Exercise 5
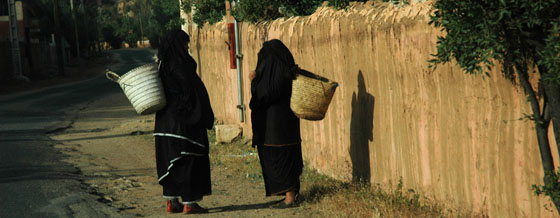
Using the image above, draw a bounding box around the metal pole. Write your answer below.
[232,0,244,122]
[54,0,65,75]
[7,0,24,80]
[70,0,80,58]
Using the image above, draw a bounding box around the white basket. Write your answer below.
[106,63,166,115]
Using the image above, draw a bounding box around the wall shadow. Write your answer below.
[349,70,375,183]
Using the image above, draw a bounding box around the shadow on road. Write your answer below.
[58,132,151,142]
[207,199,282,213]
[0,164,81,184]
[1,132,150,142]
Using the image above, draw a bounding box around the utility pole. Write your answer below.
[96,0,102,52]
[54,0,65,75]
[70,0,80,58]
[138,0,145,47]
[7,0,25,80]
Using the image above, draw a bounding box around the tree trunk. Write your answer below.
[517,63,560,211]
[539,65,560,159]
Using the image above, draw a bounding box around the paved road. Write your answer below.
[0,49,155,218]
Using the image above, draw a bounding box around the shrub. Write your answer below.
[183,0,371,25]
[231,0,283,23]
[182,0,226,26]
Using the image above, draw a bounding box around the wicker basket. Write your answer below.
[290,69,338,120]
[106,63,166,115]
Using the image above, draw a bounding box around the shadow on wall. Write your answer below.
[350,70,375,183]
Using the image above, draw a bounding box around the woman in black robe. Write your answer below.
[250,39,303,208]
[153,29,214,214]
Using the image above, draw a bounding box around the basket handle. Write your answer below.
[105,69,120,82]
[331,82,339,90]
[296,68,330,83]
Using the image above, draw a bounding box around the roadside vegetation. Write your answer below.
[207,127,484,217]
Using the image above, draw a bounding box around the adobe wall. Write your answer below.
[183,2,559,217]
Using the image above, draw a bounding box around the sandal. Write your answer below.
[183,203,209,214]
[166,200,182,213]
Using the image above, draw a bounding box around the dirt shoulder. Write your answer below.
[46,81,470,218]
[48,90,316,217]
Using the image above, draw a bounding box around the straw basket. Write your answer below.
[290,69,338,121]
[106,63,166,115]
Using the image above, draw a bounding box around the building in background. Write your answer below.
[0,0,59,82]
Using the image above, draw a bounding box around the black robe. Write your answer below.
[154,52,214,202]
[250,39,303,196]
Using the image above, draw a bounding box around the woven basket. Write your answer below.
[106,63,166,115]
[290,69,338,120]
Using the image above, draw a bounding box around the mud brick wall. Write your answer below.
[183,2,559,217]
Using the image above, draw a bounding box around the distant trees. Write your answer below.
[30,0,100,57]
[90,0,373,48]
[96,0,182,49]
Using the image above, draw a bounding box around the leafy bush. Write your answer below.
[328,0,368,10]
[231,0,283,23]
[183,0,370,25]
[149,0,184,42]
[533,169,560,211]
[279,0,324,17]
[182,0,226,26]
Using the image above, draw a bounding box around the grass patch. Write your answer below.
[207,127,262,183]
[299,171,485,217]
[187,126,486,217]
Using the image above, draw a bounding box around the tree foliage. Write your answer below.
[28,0,100,56]
[180,0,369,26]
[429,0,560,81]
[95,0,183,48]
[149,0,184,34]
[182,0,226,26]
[232,0,368,23]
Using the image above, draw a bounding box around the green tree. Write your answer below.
[97,5,122,49]
[181,0,368,25]
[116,14,141,48]
[181,0,226,26]
[131,0,150,46]
[148,0,184,47]
[429,0,560,211]
[94,0,182,49]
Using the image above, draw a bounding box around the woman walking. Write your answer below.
[250,39,303,208]
[153,29,214,214]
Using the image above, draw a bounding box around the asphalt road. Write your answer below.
[0,48,155,218]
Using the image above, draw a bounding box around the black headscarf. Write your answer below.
[157,29,193,76]
[250,39,301,147]
[250,39,299,109]
[155,29,214,130]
